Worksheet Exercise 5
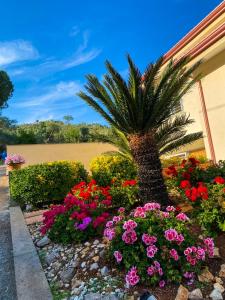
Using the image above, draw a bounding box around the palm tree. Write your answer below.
[77,55,201,205]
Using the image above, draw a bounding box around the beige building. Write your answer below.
[163,1,225,162]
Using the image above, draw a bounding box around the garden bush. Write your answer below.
[9,161,88,208]
[90,155,137,186]
[104,203,214,287]
[41,180,112,244]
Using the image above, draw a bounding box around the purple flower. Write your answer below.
[75,217,92,231]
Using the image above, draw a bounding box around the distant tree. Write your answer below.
[0,71,14,110]
[63,115,74,124]
[79,127,90,142]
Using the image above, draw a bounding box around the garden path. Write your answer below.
[0,167,17,300]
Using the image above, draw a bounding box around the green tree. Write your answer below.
[0,71,14,109]
[78,55,201,205]
[63,115,74,124]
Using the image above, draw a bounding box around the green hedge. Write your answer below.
[9,161,88,208]
[90,155,137,186]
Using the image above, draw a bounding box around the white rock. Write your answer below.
[188,288,203,299]
[213,283,225,293]
[90,263,99,271]
[93,240,99,245]
[209,288,223,300]
[81,262,86,268]
[175,285,189,300]
[213,247,220,257]
[101,266,109,276]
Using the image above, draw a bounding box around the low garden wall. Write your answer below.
[7,143,116,171]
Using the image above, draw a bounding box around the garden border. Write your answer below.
[10,206,52,300]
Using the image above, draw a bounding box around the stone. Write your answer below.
[102,295,119,300]
[36,236,50,247]
[213,247,220,257]
[198,268,214,283]
[175,285,189,300]
[84,293,102,300]
[71,278,84,289]
[188,288,203,299]
[219,264,225,278]
[101,266,109,276]
[125,297,135,300]
[81,262,86,268]
[213,283,225,293]
[92,256,99,262]
[60,266,76,283]
[215,277,223,285]
[209,288,223,300]
[45,250,59,265]
[90,263,99,271]
[93,240,99,245]
[99,249,106,258]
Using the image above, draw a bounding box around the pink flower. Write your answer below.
[142,233,157,245]
[147,266,155,276]
[146,245,158,258]
[125,266,140,286]
[118,207,125,214]
[113,215,122,223]
[164,229,178,241]
[123,219,137,231]
[166,206,176,212]
[162,212,170,218]
[106,221,114,228]
[114,251,123,263]
[203,238,214,257]
[122,230,137,244]
[183,272,194,279]
[134,207,146,218]
[169,249,179,261]
[103,228,115,240]
[144,202,161,211]
[159,280,166,288]
[176,233,185,245]
[176,213,189,221]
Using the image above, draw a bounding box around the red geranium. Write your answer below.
[180,180,191,189]
[214,176,225,184]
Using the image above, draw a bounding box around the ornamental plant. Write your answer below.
[110,179,139,209]
[5,154,25,165]
[41,180,112,244]
[104,203,214,287]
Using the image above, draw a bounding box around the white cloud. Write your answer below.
[16,81,82,108]
[0,40,39,67]
[10,32,101,79]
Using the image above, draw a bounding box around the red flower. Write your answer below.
[182,172,191,180]
[122,180,137,187]
[197,183,208,200]
[166,166,178,177]
[180,180,191,189]
[214,176,225,184]
[188,157,200,166]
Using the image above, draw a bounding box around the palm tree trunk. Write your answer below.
[129,132,169,206]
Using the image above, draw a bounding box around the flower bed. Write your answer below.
[41,180,112,244]
[105,203,214,288]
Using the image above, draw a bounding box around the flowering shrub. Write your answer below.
[5,154,25,165]
[41,180,112,243]
[110,179,139,209]
[105,203,214,287]
[90,155,137,186]
[166,158,225,234]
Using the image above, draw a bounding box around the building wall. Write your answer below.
[7,143,117,171]
[200,50,225,160]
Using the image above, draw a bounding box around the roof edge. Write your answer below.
[163,1,225,63]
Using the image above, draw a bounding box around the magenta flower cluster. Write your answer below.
[104,202,215,288]
[125,266,140,286]
[5,154,25,165]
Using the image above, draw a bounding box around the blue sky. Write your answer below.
[0,0,222,124]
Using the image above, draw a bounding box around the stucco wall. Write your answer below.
[200,50,225,161]
[7,143,117,171]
